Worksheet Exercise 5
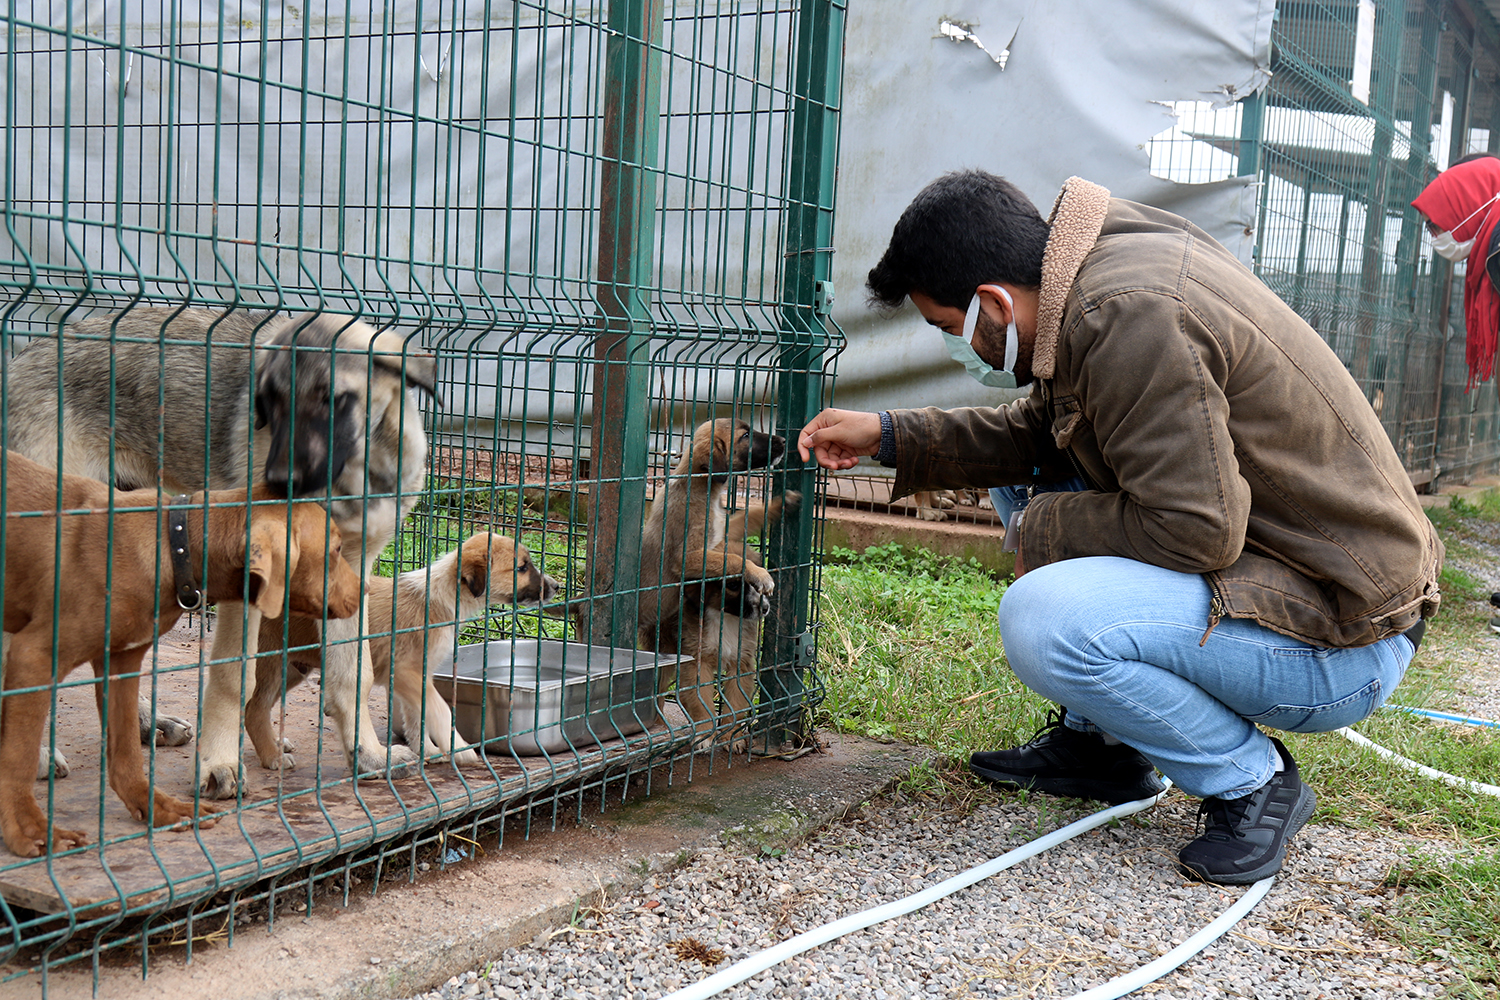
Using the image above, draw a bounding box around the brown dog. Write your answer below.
[0,451,362,857]
[637,418,798,746]
[247,532,557,767]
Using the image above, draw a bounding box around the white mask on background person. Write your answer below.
[1430,192,1500,262]
[944,284,1020,387]
[1430,230,1475,263]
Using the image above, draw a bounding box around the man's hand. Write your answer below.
[798,408,882,470]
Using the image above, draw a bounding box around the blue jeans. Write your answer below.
[998,556,1415,799]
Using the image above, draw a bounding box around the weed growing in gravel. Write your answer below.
[1382,849,1500,993]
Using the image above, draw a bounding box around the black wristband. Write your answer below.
[876,410,897,466]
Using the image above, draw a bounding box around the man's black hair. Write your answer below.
[866,170,1050,312]
[1454,150,1500,166]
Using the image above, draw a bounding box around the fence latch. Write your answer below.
[814,280,835,316]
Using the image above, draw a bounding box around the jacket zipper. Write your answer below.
[1200,585,1225,646]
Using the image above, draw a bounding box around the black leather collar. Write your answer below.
[167,495,203,612]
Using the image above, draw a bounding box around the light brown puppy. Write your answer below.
[248,532,558,767]
[0,451,362,857]
[638,418,799,745]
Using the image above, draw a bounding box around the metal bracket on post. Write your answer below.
[790,631,816,667]
[813,280,835,317]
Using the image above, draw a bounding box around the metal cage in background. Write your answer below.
[1148,0,1500,488]
[0,0,844,988]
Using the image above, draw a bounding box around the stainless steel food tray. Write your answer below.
[431,639,687,755]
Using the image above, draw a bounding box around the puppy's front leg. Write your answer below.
[0,638,86,856]
[102,650,220,830]
[196,603,263,799]
[321,612,417,779]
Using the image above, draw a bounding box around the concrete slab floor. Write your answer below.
[21,734,931,1000]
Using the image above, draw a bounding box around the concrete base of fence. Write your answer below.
[1418,476,1500,510]
[35,734,931,1000]
[820,506,1015,577]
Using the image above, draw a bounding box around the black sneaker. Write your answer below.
[1177,737,1317,885]
[969,709,1166,804]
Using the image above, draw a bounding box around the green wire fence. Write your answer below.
[0,0,842,990]
[1149,0,1500,488]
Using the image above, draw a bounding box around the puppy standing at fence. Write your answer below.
[3,308,436,797]
[247,531,558,766]
[637,418,799,746]
[0,452,363,856]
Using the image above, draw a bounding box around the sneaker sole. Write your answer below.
[1179,783,1318,886]
[969,763,1166,805]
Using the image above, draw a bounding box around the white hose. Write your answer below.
[1069,875,1274,1000]
[1337,727,1500,798]
[661,779,1274,1000]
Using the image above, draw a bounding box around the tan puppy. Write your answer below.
[247,532,557,767]
[638,418,798,745]
[0,452,362,857]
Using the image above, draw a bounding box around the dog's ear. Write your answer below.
[370,330,442,407]
[254,385,271,430]
[710,423,730,472]
[247,518,293,618]
[461,554,489,599]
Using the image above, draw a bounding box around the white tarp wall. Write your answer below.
[828,0,1275,417]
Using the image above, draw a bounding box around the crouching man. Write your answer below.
[799,170,1442,885]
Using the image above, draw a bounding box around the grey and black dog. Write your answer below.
[2,306,437,796]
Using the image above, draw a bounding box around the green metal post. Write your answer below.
[1237,89,1266,269]
[1399,1,1442,313]
[587,0,664,649]
[1353,0,1407,386]
[764,0,845,747]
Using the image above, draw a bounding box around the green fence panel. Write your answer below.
[0,0,843,988]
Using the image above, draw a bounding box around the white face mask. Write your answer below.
[1430,193,1500,262]
[944,285,1020,388]
[1430,230,1474,263]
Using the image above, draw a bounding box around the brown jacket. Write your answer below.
[887,177,1443,648]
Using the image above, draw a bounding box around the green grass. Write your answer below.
[815,544,1048,752]
[814,504,1500,994]
[1382,849,1500,993]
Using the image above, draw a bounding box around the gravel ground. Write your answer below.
[405,787,1463,1000]
[1428,505,1500,723]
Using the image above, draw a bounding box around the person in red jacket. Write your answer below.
[1412,153,1500,389]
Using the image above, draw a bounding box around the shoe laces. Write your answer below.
[1023,707,1070,746]
[1195,795,1253,840]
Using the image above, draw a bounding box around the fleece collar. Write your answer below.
[1033,177,1112,380]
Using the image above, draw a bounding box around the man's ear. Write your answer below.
[977,283,1014,326]
[247,518,294,618]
